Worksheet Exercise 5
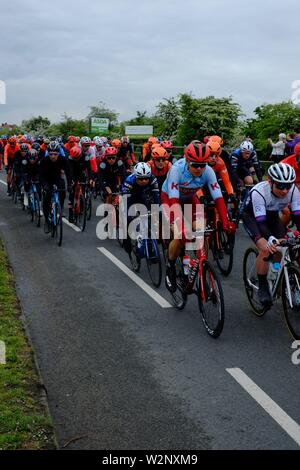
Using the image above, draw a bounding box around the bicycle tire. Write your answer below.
[86,193,92,221]
[198,260,225,338]
[129,241,141,273]
[243,246,268,317]
[282,264,300,340]
[170,257,188,310]
[145,239,162,287]
[215,225,234,276]
[34,193,41,227]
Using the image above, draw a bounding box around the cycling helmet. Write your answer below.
[209,135,224,145]
[133,162,151,178]
[48,141,60,152]
[111,138,121,149]
[80,136,91,145]
[28,149,38,162]
[294,143,300,156]
[104,146,118,157]
[184,142,208,163]
[101,137,108,144]
[67,135,76,143]
[8,136,17,144]
[69,146,82,160]
[207,140,221,155]
[93,136,100,143]
[43,138,50,145]
[20,143,29,153]
[31,142,40,151]
[161,140,173,150]
[268,163,296,184]
[240,140,254,152]
[19,136,27,143]
[148,136,158,146]
[94,137,102,146]
[121,136,129,144]
[151,146,168,159]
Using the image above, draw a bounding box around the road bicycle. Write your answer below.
[72,180,92,231]
[129,212,162,287]
[169,228,225,338]
[27,181,41,227]
[243,234,300,339]
[44,185,63,246]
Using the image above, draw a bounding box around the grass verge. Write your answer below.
[0,240,55,449]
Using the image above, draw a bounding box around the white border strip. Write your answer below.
[227,367,300,447]
[0,179,7,186]
[98,247,172,309]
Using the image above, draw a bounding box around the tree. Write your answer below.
[245,101,300,157]
[20,115,51,134]
[177,94,242,145]
[55,113,89,138]
[155,97,181,139]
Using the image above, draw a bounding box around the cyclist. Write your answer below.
[4,137,20,196]
[161,140,174,163]
[142,137,158,162]
[161,141,236,293]
[117,136,135,172]
[22,149,41,208]
[39,141,71,231]
[64,136,77,156]
[68,144,97,222]
[242,163,300,306]
[281,143,300,184]
[148,146,172,192]
[122,162,160,254]
[94,137,106,166]
[230,141,262,195]
[10,143,31,200]
[98,146,126,203]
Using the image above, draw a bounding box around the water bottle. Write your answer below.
[183,255,190,276]
[268,262,280,281]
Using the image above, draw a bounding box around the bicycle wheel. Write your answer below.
[86,193,92,221]
[243,247,268,317]
[75,194,87,232]
[33,193,41,227]
[198,260,225,338]
[282,264,300,340]
[54,202,63,246]
[28,194,35,222]
[129,241,141,272]
[170,257,188,310]
[215,225,234,276]
[145,239,162,287]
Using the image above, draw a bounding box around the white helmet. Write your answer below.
[93,136,100,143]
[80,136,91,144]
[268,163,296,184]
[240,140,254,152]
[94,137,103,146]
[133,162,151,178]
[101,136,108,144]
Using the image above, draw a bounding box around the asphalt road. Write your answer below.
[1,174,300,450]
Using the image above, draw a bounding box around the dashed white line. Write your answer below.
[0,179,7,186]
[97,247,172,309]
[62,217,81,232]
[227,367,300,447]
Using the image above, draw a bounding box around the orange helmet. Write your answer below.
[151,146,168,160]
[19,136,27,143]
[184,142,208,163]
[111,138,121,149]
[67,135,76,143]
[207,140,221,156]
[8,136,17,144]
[148,136,158,146]
[209,135,224,145]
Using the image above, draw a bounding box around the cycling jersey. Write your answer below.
[162,158,223,204]
[148,160,172,192]
[98,160,126,193]
[142,143,152,162]
[39,155,71,187]
[122,174,160,209]
[281,155,300,183]
[230,148,262,181]
[242,181,300,242]
[4,143,20,166]
[209,156,233,195]
[95,146,106,165]
[118,143,135,169]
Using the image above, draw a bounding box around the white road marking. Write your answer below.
[62,217,81,232]
[0,179,7,186]
[98,247,172,309]
[227,367,300,447]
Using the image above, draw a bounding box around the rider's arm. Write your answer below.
[150,176,160,205]
[218,162,234,195]
[206,166,229,227]
[290,186,300,231]
[251,152,262,181]
[251,189,273,240]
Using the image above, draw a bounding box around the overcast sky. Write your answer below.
[1,0,300,124]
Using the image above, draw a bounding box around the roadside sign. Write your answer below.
[125,125,153,139]
[91,117,110,135]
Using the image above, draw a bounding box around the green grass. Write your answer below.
[0,241,55,450]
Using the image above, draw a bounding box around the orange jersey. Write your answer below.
[4,143,20,166]
[148,159,172,177]
[142,143,151,161]
[210,157,233,195]
[281,154,300,184]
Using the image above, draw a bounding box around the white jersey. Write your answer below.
[245,181,300,221]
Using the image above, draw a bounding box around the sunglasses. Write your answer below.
[156,158,166,163]
[106,156,116,160]
[137,177,150,182]
[189,162,207,169]
[49,152,59,156]
[275,182,293,190]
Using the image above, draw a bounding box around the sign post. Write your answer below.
[90,117,110,135]
[125,125,153,139]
